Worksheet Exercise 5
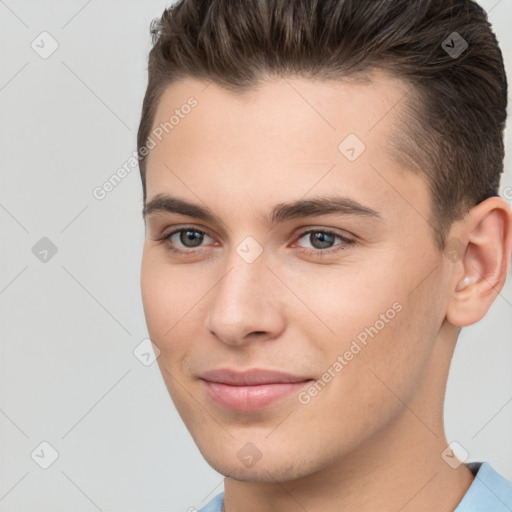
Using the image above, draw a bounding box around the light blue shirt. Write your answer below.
[454,462,512,511]
[197,462,512,511]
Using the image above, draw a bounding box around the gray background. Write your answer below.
[0,1,511,510]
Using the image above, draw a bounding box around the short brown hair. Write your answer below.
[137,0,507,250]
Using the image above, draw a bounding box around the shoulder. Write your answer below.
[454,461,512,511]
[197,492,224,512]
[192,467,512,512]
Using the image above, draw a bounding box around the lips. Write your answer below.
[199,368,315,411]
[199,368,312,386]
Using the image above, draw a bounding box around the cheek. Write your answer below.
[336,282,440,416]
[140,254,167,339]
[141,251,203,341]
[141,255,199,403]
[296,299,434,454]
[295,255,439,409]
[279,256,402,346]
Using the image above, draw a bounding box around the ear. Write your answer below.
[446,197,512,327]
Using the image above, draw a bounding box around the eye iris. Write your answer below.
[180,230,203,247]
[311,231,334,249]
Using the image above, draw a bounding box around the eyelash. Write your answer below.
[155,225,356,259]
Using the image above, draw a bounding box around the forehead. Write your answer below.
[144,73,429,227]
[148,72,409,159]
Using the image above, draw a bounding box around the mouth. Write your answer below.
[198,368,315,411]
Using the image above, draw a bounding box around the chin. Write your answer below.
[199,447,317,483]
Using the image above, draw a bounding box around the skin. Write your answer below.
[140,73,512,512]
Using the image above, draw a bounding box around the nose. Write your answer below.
[204,249,286,347]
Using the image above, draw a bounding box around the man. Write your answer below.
[137,0,512,510]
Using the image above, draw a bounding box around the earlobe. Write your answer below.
[445,197,512,328]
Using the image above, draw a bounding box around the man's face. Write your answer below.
[140,75,454,481]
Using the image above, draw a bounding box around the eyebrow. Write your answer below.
[142,193,382,226]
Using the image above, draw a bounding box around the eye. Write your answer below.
[158,227,216,254]
[154,226,355,258]
[293,228,355,257]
